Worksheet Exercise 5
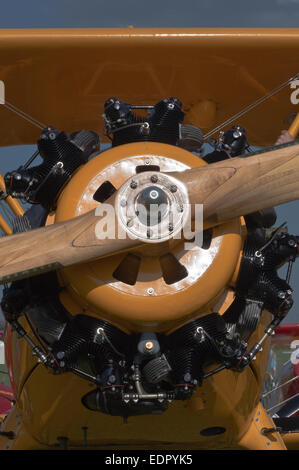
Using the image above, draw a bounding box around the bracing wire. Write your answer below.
[203,72,299,141]
[1,100,46,130]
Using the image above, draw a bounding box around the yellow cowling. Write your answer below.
[54,141,243,332]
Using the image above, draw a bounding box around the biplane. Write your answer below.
[0,28,299,450]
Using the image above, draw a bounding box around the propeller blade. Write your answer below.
[173,142,299,228]
[0,200,140,284]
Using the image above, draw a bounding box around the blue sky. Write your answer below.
[0,0,299,324]
[0,0,298,28]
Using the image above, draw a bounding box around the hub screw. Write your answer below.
[130,180,138,189]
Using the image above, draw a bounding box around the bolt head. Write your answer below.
[233,130,242,139]
[278,291,286,299]
[184,373,192,382]
[130,180,138,189]
[144,341,154,351]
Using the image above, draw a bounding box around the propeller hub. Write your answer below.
[136,185,169,226]
[116,171,190,243]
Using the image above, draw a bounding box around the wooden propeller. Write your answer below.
[172,140,299,228]
[0,141,299,284]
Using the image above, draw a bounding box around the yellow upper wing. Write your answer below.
[0,28,299,147]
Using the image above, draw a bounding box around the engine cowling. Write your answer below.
[55,141,243,332]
